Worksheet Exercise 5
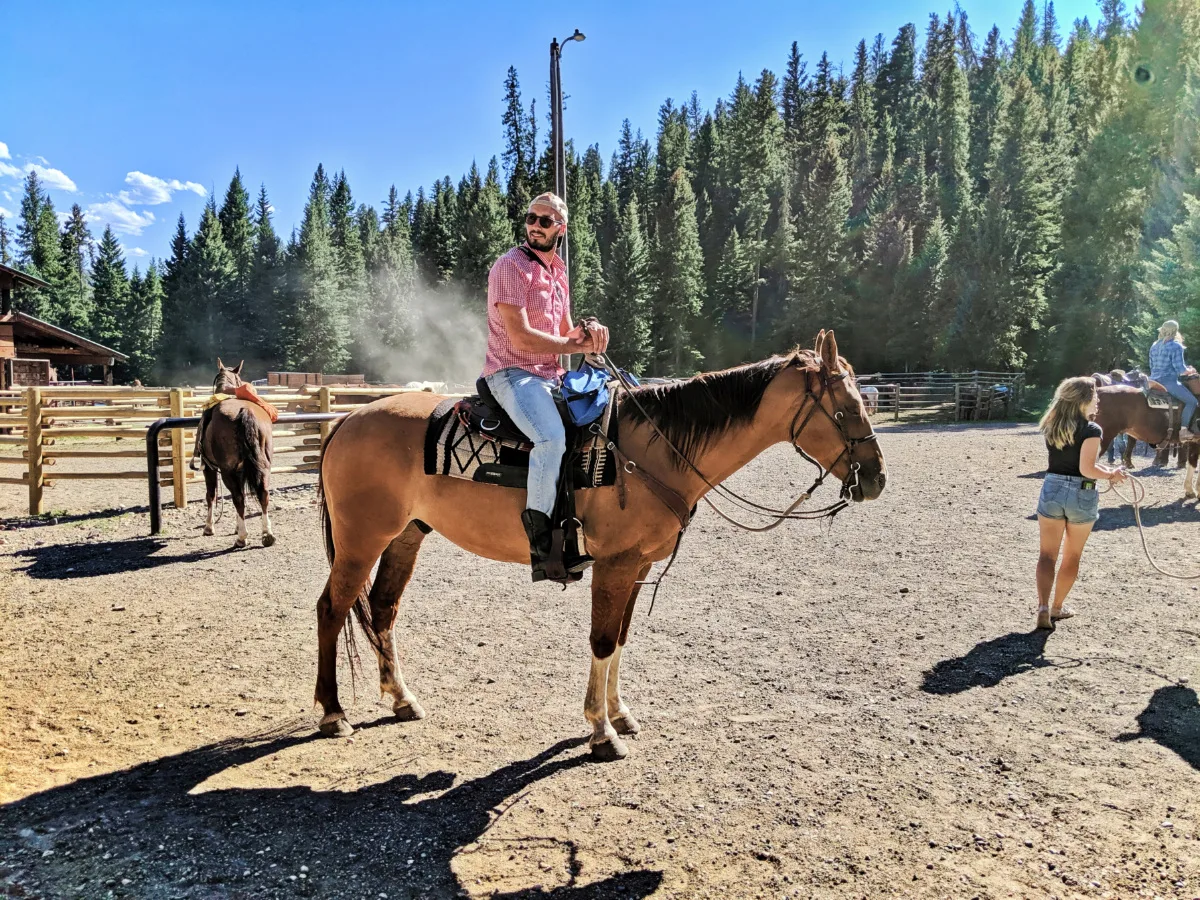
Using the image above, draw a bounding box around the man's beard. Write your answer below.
[527,233,558,252]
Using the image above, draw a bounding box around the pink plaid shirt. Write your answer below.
[482,243,571,381]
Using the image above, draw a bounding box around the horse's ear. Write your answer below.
[216,356,225,370]
[814,330,826,353]
[234,360,244,375]
[820,330,839,370]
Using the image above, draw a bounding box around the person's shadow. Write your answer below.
[1116,684,1200,771]
[920,629,1052,695]
[0,720,663,898]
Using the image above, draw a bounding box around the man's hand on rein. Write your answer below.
[573,317,610,354]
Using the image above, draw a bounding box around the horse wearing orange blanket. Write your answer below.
[195,359,278,547]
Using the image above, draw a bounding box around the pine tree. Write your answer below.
[363,185,417,381]
[53,204,93,333]
[710,228,759,365]
[249,185,286,369]
[501,66,536,240]
[784,131,853,346]
[652,169,705,373]
[156,214,194,380]
[847,40,877,224]
[90,226,130,354]
[968,26,1007,197]
[16,170,43,269]
[0,215,10,266]
[191,200,236,371]
[329,170,368,370]
[217,169,255,360]
[292,164,348,372]
[600,197,653,374]
[125,261,163,382]
[454,159,512,304]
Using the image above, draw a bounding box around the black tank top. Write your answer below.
[1046,420,1103,477]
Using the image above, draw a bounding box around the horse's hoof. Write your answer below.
[203,526,214,536]
[319,715,354,738]
[611,712,641,735]
[262,533,276,548]
[393,699,426,721]
[1187,491,1197,500]
[234,537,247,549]
[590,737,628,761]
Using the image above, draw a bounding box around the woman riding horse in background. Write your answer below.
[1035,377,1128,631]
[1149,320,1197,442]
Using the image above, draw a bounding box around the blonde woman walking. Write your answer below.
[1036,377,1129,630]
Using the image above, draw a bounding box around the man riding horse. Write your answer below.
[1149,319,1198,442]
[481,192,610,582]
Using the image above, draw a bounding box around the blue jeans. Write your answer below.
[1160,376,1198,429]
[485,367,565,517]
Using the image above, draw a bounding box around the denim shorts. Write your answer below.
[1037,473,1100,524]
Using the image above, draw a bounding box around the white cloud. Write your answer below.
[0,206,13,219]
[0,161,20,179]
[117,171,205,206]
[0,142,9,160]
[85,201,155,235]
[124,245,149,258]
[25,163,76,192]
[2,191,12,201]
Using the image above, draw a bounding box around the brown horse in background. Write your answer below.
[1095,385,1200,498]
[197,359,276,547]
[313,331,886,760]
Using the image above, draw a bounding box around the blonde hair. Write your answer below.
[1159,319,1182,343]
[1039,376,1097,450]
[529,192,569,224]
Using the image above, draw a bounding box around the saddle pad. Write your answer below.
[423,396,617,489]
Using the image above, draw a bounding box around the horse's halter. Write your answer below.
[786,364,880,500]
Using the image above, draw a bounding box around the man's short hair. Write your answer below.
[530,192,569,224]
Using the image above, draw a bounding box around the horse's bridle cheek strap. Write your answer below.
[788,368,879,489]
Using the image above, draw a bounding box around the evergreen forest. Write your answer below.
[3,0,1199,385]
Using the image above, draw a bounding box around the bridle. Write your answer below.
[602,354,880,532]
[785,365,881,505]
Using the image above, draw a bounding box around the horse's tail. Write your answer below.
[234,407,270,500]
[316,416,381,677]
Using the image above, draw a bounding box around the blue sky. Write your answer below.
[1,0,1104,264]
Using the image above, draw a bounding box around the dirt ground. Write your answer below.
[2,422,1200,899]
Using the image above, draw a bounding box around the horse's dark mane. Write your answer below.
[620,349,820,469]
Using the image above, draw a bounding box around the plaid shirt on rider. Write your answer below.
[1150,339,1187,382]
[481,243,571,382]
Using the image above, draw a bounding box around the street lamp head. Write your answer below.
[569,29,585,42]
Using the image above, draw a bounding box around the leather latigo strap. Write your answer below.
[606,441,692,530]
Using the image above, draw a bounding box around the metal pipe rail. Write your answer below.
[145,412,344,535]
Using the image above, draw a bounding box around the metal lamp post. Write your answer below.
[549,28,585,276]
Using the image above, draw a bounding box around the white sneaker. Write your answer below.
[1180,427,1196,442]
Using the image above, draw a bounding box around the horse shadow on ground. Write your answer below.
[2,507,148,529]
[920,629,1054,695]
[1092,500,1200,532]
[1116,684,1200,772]
[0,721,661,899]
[10,537,240,579]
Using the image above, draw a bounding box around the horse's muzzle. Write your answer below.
[851,469,886,502]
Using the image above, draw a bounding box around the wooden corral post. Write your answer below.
[954,383,961,421]
[318,386,332,443]
[26,387,42,515]
[893,384,900,422]
[169,388,187,509]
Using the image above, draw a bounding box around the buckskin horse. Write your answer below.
[1095,383,1200,498]
[196,359,277,547]
[313,330,886,760]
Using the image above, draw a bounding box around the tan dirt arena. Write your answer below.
[2,421,1199,898]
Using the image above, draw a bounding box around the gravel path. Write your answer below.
[2,422,1199,898]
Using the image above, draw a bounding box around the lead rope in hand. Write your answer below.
[1102,473,1200,580]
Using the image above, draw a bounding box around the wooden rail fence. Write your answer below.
[857,371,1025,422]
[0,384,440,515]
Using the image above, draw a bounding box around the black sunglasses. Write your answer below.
[525,213,561,228]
